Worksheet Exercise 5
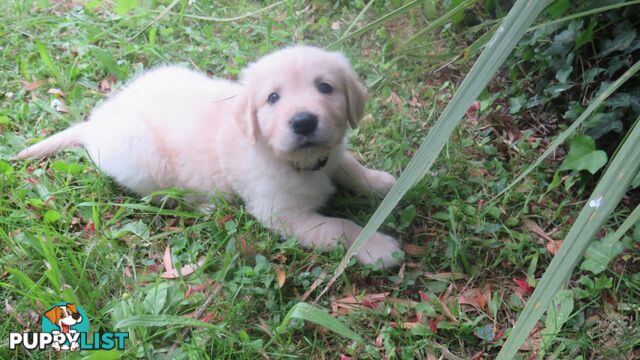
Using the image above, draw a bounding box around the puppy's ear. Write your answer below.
[67,304,78,313]
[44,307,61,324]
[343,65,367,129]
[233,88,259,145]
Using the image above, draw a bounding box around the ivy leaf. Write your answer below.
[559,135,607,174]
[575,20,597,51]
[601,23,636,56]
[580,235,624,274]
[545,0,570,18]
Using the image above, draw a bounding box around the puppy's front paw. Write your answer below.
[367,170,396,195]
[355,232,403,268]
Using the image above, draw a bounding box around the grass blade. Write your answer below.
[275,302,363,343]
[184,1,284,22]
[115,315,229,333]
[494,60,640,200]
[325,0,422,49]
[529,0,640,32]
[341,0,376,40]
[497,115,640,359]
[316,0,551,301]
[395,0,479,52]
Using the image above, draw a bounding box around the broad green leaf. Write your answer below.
[143,283,169,315]
[35,41,61,82]
[51,160,84,175]
[43,209,61,223]
[0,160,13,175]
[276,302,363,343]
[115,0,136,16]
[540,290,574,352]
[575,20,597,50]
[398,205,416,229]
[559,135,607,174]
[545,0,570,18]
[90,46,125,80]
[495,60,640,199]
[318,0,552,301]
[579,234,624,274]
[497,116,640,359]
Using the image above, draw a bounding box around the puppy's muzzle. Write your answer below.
[290,112,318,136]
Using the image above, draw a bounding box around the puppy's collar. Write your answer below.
[291,156,329,172]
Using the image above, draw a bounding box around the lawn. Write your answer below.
[1,1,639,359]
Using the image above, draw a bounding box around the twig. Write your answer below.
[129,0,181,42]
[171,283,221,351]
[184,1,284,22]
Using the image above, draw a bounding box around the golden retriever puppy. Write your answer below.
[15,46,404,267]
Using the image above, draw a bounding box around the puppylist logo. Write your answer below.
[9,302,128,352]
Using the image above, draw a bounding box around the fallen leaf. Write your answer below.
[6,299,27,327]
[47,88,66,97]
[424,272,466,281]
[545,240,563,255]
[437,297,458,323]
[163,244,174,274]
[467,100,480,114]
[458,288,488,310]
[513,278,533,295]
[50,98,68,113]
[299,270,326,301]
[160,258,205,279]
[331,293,388,316]
[331,21,341,30]
[523,218,555,243]
[275,268,286,288]
[403,243,426,255]
[22,79,44,91]
[385,92,402,109]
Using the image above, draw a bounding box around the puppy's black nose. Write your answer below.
[290,112,318,135]
[72,313,80,320]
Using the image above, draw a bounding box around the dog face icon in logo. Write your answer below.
[42,303,89,351]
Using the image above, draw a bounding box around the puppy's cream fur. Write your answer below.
[15,46,404,267]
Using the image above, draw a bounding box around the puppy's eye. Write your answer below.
[317,82,333,95]
[267,92,280,105]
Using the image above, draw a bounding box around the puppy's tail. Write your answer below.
[13,124,87,160]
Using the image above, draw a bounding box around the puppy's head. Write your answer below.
[44,304,82,326]
[234,46,366,165]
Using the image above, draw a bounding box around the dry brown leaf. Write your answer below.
[458,288,488,310]
[424,272,466,281]
[275,268,286,288]
[22,79,44,91]
[385,92,402,109]
[299,270,326,301]
[403,243,426,255]
[160,258,205,279]
[437,297,458,323]
[163,244,174,274]
[47,88,66,97]
[545,240,563,255]
[50,98,68,113]
[523,218,555,243]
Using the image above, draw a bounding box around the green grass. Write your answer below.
[1,1,639,359]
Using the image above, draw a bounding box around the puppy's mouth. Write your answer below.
[297,141,319,149]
